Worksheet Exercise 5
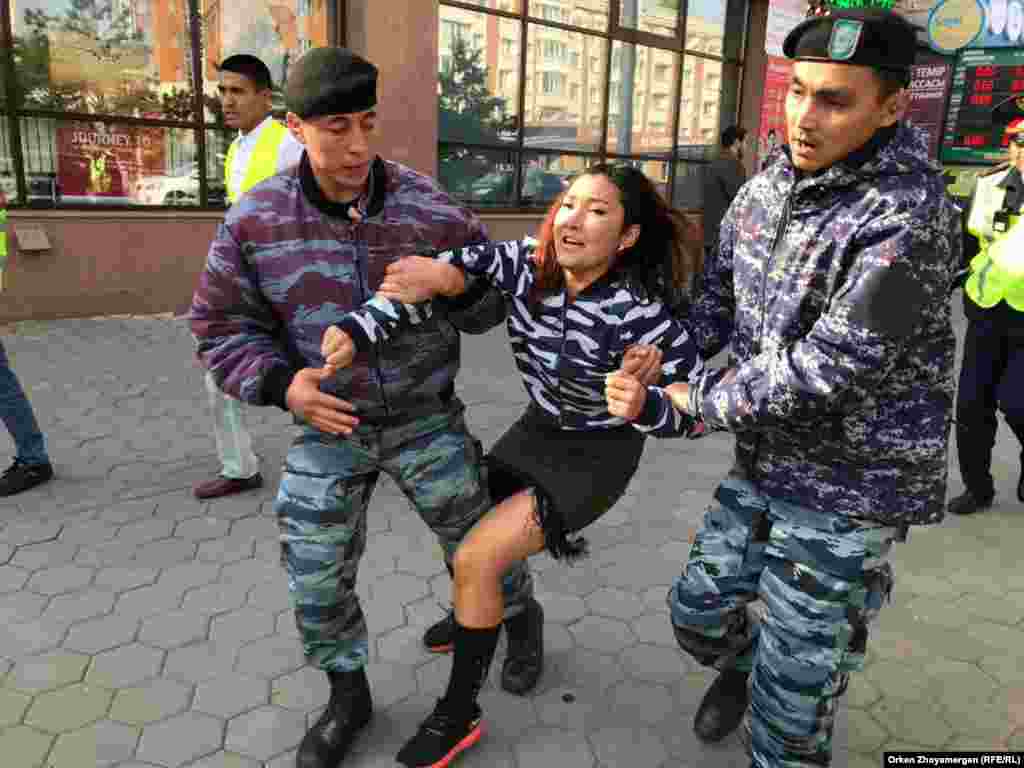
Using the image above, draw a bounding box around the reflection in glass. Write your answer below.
[15,117,199,206]
[685,0,726,56]
[524,27,606,153]
[527,0,609,31]
[8,0,195,119]
[199,0,330,125]
[439,145,517,207]
[456,0,522,11]
[608,41,677,155]
[521,152,581,205]
[671,161,704,209]
[678,56,722,149]
[205,128,233,207]
[439,5,520,145]
[618,0,679,38]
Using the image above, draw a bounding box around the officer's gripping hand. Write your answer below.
[621,344,663,386]
[285,368,360,437]
[378,256,466,303]
[605,372,647,421]
[321,325,355,373]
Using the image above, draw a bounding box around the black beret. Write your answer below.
[285,47,378,119]
[783,9,917,76]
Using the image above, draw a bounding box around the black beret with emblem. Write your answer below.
[285,47,378,119]
[782,8,917,78]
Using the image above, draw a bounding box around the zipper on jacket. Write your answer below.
[348,220,391,419]
[555,297,568,428]
[750,190,793,481]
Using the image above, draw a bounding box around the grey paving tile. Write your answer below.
[57,521,119,547]
[224,705,307,760]
[514,726,595,768]
[115,582,186,620]
[235,635,306,679]
[109,678,194,726]
[0,618,69,658]
[619,643,691,684]
[192,675,269,719]
[0,686,33,727]
[0,591,48,623]
[247,577,292,612]
[164,642,239,684]
[139,610,211,649]
[0,541,12,565]
[590,725,668,767]
[368,572,429,604]
[363,596,406,636]
[219,557,280,586]
[10,540,79,570]
[376,625,433,666]
[196,535,258,564]
[230,516,278,541]
[175,515,232,542]
[25,564,94,596]
[73,539,139,567]
[606,679,675,726]
[136,711,225,767]
[210,608,277,649]
[98,499,158,525]
[42,588,117,624]
[631,611,679,648]
[157,561,222,593]
[569,616,637,655]
[8,652,89,694]
[0,565,30,592]
[0,725,54,767]
[189,751,262,768]
[116,518,175,546]
[93,565,160,593]
[586,587,647,622]
[183,581,251,616]
[86,643,165,689]
[63,612,139,655]
[0,521,62,547]
[46,718,140,767]
[365,662,418,710]
[271,666,330,711]
[536,591,587,624]
[132,538,198,568]
[533,684,615,733]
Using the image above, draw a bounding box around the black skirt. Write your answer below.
[484,404,646,560]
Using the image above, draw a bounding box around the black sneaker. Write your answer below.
[948,490,994,516]
[0,459,54,497]
[501,597,544,695]
[423,610,456,654]
[395,700,484,768]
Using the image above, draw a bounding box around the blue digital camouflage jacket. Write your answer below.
[687,122,960,527]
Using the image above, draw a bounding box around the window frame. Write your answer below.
[0,0,344,210]
[438,0,750,212]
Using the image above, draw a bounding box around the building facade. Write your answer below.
[0,0,768,321]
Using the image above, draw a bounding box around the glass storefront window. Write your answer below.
[439,145,518,207]
[678,56,722,150]
[520,151,584,205]
[525,28,606,153]
[439,5,521,146]
[9,0,195,119]
[607,41,677,155]
[457,0,522,12]
[618,0,680,39]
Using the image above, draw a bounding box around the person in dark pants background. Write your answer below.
[701,125,747,267]
[949,113,1024,516]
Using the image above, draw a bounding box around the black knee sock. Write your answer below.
[439,622,501,716]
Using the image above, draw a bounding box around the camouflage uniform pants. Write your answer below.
[668,472,896,768]
[274,409,534,672]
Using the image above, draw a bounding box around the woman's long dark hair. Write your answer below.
[530,163,700,311]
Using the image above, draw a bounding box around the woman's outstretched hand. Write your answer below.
[378,256,466,303]
[321,325,355,374]
[605,372,647,421]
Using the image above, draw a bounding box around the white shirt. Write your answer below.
[228,115,304,201]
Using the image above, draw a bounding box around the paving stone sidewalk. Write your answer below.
[0,301,1022,768]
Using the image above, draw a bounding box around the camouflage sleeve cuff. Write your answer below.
[261,365,299,411]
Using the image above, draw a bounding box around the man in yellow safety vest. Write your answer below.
[193,54,303,500]
[949,113,1024,515]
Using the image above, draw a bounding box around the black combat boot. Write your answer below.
[296,668,373,768]
[693,669,750,743]
[948,489,994,516]
[501,597,544,694]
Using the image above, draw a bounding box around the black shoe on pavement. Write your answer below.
[295,668,373,768]
[501,597,544,695]
[423,610,456,654]
[948,489,995,516]
[694,669,750,743]
[395,700,483,768]
[0,459,53,497]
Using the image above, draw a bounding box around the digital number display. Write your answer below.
[942,49,1024,164]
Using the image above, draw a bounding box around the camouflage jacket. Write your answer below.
[189,155,505,425]
[687,123,960,527]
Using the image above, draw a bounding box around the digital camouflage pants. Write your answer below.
[274,408,534,672]
[668,472,897,767]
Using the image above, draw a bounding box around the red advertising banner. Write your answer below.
[906,59,954,160]
[757,56,793,171]
[56,122,166,204]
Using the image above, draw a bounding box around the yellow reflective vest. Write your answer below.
[965,168,1024,311]
[224,119,290,204]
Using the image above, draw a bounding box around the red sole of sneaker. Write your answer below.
[423,721,484,768]
[426,643,454,654]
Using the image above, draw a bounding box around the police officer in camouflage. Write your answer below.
[659,10,960,767]
[948,109,1024,516]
